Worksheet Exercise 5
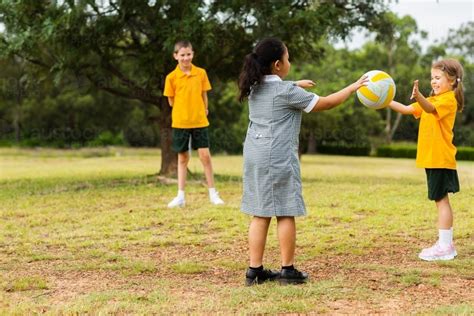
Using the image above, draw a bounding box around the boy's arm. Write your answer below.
[202,91,208,116]
[168,97,174,107]
[388,101,415,115]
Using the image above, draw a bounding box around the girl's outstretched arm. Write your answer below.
[311,75,368,112]
[411,80,436,113]
[295,80,315,88]
[388,100,415,115]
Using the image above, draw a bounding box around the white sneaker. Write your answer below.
[418,242,457,261]
[210,192,224,205]
[167,196,185,208]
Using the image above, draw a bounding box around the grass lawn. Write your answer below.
[0,147,473,314]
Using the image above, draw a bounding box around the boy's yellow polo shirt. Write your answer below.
[411,91,457,169]
[164,64,212,128]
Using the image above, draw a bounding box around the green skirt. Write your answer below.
[425,169,460,201]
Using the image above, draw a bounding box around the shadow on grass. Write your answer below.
[0,172,243,196]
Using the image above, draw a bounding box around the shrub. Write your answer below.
[376,144,474,161]
[376,144,417,159]
[317,144,371,156]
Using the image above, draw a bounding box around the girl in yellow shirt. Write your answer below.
[388,59,465,261]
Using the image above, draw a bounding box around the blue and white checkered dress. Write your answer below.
[241,75,319,217]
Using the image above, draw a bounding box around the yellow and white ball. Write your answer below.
[357,70,396,110]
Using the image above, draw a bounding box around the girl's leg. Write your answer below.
[436,195,454,248]
[177,151,190,190]
[419,194,456,260]
[276,216,296,266]
[249,216,271,267]
[197,148,215,188]
[436,195,453,229]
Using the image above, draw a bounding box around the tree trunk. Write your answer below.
[159,96,177,176]
[307,130,316,154]
[14,78,22,143]
[385,107,392,143]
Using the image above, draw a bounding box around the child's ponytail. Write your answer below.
[238,53,265,102]
[238,38,286,102]
[454,79,464,112]
[432,59,465,112]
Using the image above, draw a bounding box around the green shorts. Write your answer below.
[172,127,210,153]
[425,168,460,201]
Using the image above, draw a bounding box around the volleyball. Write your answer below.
[356,70,396,109]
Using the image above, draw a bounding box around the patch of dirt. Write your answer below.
[2,242,473,314]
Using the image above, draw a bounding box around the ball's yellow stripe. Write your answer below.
[372,72,390,82]
[382,84,395,107]
[359,86,379,102]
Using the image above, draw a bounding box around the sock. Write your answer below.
[282,265,294,270]
[249,265,263,271]
[208,188,217,197]
[438,228,453,247]
[177,190,185,200]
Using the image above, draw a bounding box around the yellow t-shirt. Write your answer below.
[411,90,457,169]
[163,64,212,128]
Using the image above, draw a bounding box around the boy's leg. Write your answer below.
[193,127,223,204]
[168,128,190,208]
[249,216,271,267]
[197,148,215,188]
[197,147,224,204]
[167,151,189,208]
[177,151,190,191]
[276,216,296,266]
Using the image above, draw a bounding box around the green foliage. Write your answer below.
[0,0,389,172]
[317,144,371,156]
[376,144,474,161]
[208,81,247,154]
[376,144,417,159]
[87,131,125,147]
[456,147,474,161]
[292,44,385,153]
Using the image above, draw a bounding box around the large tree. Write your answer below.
[368,12,426,143]
[0,0,388,175]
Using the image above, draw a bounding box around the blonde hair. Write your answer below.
[431,59,464,112]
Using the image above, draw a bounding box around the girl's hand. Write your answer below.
[296,80,316,89]
[410,80,419,100]
[350,75,369,92]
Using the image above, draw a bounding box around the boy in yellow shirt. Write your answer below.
[164,40,224,208]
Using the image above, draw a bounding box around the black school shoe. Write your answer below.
[279,268,309,285]
[245,268,280,286]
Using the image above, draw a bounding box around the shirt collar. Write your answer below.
[263,75,282,82]
[175,64,198,77]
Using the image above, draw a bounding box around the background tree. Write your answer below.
[0,0,388,175]
[368,12,426,143]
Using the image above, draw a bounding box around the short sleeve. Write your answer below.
[432,95,456,120]
[287,83,319,113]
[163,74,174,97]
[411,102,422,119]
[201,70,212,92]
